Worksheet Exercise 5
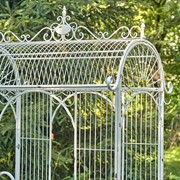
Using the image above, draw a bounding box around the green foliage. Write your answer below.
[0,105,15,177]
[164,146,180,179]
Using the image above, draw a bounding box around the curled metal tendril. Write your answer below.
[52,96,62,105]
[106,76,117,91]
[56,16,62,22]
[151,80,173,105]
[0,32,3,43]
[121,31,128,39]
[77,31,84,40]
[164,81,173,94]
[129,26,141,38]
[43,31,52,41]
[56,15,70,24]
[21,34,31,41]
[3,32,11,42]
[163,81,173,105]
[66,15,71,22]
[98,32,109,39]
[164,99,172,105]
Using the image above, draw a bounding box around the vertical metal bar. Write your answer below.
[150,96,152,180]
[33,93,37,180]
[135,95,138,180]
[25,93,28,180]
[159,92,164,180]
[38,92,40,179]
[100,92,102,180]
[105,92,108,180]
[89,93,92,180]
[15,93,21,180]
[155,95,157,180]
[110,96,113,180]
[78,93,81,180]
[29,93,32,180]
[42,93,44,180]
[130,93,133,179]
[121,91,124,180]
[116,89,122,180]
[145,93,147,180]
[48,94,52,180]
[21,94,24,180]
[46,94,49,180]
[125,98,128,179]
[84,92,86,180]
[94,93,97,180]
[74,92,77,180]
[140,93,142,180]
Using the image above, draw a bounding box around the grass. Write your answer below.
[164,146,180,180]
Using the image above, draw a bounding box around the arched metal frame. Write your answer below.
[0,6,172,180]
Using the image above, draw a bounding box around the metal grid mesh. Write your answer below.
[76,91,115,179]
[0,40,129,86]
[122,43,162,88]
[122,91,160,179]
[6,90,115,180]
[20,92,52,180]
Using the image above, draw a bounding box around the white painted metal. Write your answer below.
[0,171,15,180]
[0,6,172,180]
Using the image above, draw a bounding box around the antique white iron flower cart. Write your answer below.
[0,7,172,180]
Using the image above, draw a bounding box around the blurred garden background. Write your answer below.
[0,0,179,179]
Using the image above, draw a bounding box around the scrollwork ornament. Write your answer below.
[106,76,118,91]
[3,31,13,42]
[0,32,3,43]
[129,26,141,38]
[164,81,173,94]
[43,31,53,42]
[107,26,130,39]
[0,6,144,42]
[162,80,173,104]
[98,31,109,39]
[21,34,31,42]
[106,76,113,90]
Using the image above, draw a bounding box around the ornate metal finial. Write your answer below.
[62,6,67,24]
[140,19,145,39]
[54,6,71,40]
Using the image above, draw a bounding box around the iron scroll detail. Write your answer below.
[164,81,173,94]
[0,6,145,42]
[106,76,119,91]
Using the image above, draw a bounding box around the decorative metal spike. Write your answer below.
[62,6,66,19]
[140,19,145,39]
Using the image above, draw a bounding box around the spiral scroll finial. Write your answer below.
[62,6,66,18]
[62,6,67,24]
[140,19,145,39]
